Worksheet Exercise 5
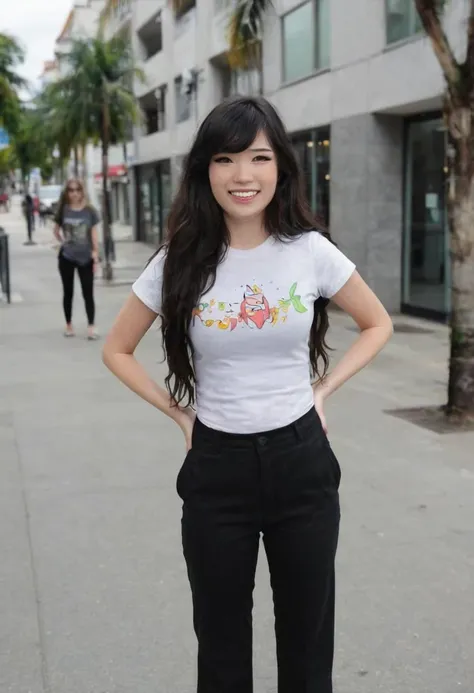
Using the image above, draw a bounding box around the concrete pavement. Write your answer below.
[1,197,473,693]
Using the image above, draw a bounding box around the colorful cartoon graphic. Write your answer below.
[192,281,308,332]
[240,285,271,329]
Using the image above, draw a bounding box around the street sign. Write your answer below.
[0,128,10,150]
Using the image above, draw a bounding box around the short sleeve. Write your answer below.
[132,249,166,314]
[89,206,100,226]
[309,232,356,299]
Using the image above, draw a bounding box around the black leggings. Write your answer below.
[58,252,95,325]
[177,407,341,693]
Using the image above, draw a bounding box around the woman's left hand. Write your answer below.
[313,386,328,435]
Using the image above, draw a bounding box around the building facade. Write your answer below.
[130,0,466,319]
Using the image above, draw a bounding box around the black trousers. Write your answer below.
[58,252,95,325]
[177,407,341,693]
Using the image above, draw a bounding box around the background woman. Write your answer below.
[53,178,100,339]
[102,96,393,693]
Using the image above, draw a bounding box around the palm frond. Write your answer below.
[227,0,271,69]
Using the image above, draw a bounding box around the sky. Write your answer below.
[4,0,74,96]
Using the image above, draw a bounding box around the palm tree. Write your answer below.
[45,34,144,280]
[227,0,271,69]
[0,32,27,136]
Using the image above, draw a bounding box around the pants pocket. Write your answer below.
[324,440,341,489]
[176,448,195,500]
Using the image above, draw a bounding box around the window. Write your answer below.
[222,66,263,98]
[139,85,167,135]
[386,0,423,44]
[402,117,449,317]
[282,0,329,84]
[175,77,191,123]
[174,0,196,19]
[138,11,162,60]
[291,128,331,225]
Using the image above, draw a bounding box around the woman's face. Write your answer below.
[208,130,278,222]
[67,181,84,204]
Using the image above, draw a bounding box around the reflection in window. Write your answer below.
[282,0,329,83]
[175,77,191,123]
[291,128,330,225]
[386,0,423,44]
[403,118,449,317]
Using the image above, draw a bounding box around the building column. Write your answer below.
[330,113,403,313]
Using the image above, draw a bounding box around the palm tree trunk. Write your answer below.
[81,143,88,181]
[73,146,79,177]
[445,106,474,416]
[101,104,114,281]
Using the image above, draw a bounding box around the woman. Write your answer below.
[103,97,393,692]
[53,178,100,339]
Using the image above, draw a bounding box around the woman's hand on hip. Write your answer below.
[176,406,197,451]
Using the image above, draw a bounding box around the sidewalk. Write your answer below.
[1,197,473,693]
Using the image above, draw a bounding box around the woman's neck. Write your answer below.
[69,201,85,211]
[226,214,268,250]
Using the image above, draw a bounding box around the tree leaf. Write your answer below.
[289,282,297,297]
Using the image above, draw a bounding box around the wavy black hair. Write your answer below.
[157,96,333,407]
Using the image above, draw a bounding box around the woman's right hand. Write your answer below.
[176,406,197,451]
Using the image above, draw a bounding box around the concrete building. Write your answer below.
[39,60,60,88]
[130,0,466,321]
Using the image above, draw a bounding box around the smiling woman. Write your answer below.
[102,95,393,693]
[208,131,278,220]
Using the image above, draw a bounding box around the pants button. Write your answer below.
[257,436,268,446]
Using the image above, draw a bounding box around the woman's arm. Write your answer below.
[313,271,393,427]
[102,293,195,448]
[90,225,99,263]
[53,222,62,244]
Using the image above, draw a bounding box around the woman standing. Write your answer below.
[103,97,393,693]
[53,179,100,339]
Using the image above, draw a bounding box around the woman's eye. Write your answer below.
[214,156,232,163]
[253,155,272,162]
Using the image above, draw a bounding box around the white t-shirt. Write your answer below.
[132,231,355,434]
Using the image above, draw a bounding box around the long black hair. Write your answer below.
[159,96,332,407]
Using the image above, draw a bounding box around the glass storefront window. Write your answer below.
[403,117,449,318]
[386,0,423,44]
[291,127,330,225]
[282,1,329,83]
[137,160,172,246]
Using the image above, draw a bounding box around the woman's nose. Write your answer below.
[232,163,253,183]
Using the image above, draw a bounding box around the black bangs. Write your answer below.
[195,98,269,161]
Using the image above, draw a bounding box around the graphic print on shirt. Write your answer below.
[63,219,89,245]
[192,281,308,331]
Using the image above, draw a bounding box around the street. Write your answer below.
[1,198,473,693]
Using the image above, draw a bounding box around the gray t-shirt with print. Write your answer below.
[56,205,99,265]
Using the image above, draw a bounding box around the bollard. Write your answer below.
[0,228,11,304]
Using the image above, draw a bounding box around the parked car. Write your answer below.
[38,185,62,217]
